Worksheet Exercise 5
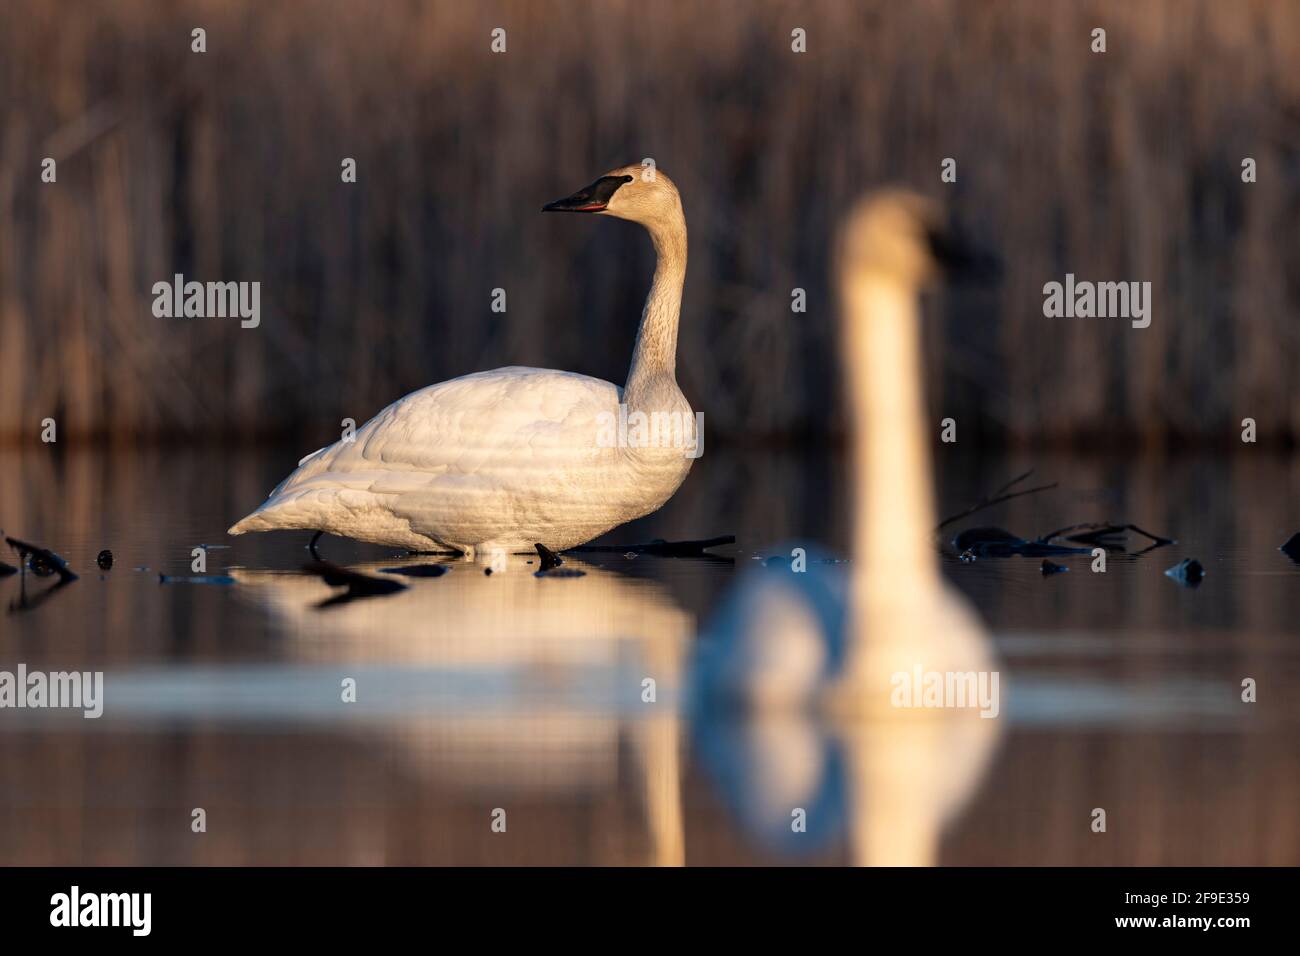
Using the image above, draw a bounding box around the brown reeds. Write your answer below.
[1,0,1297,448]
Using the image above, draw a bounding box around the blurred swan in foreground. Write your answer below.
[232,555,688,865]
[230,165,695,557]
[692,191,1002,864]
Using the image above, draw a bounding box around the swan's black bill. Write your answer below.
[543,174,633,213]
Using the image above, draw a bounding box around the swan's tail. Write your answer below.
[227,512,267,536]
[227,501,292,535]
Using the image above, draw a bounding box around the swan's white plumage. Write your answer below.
[229,165,695,555]
[230,366,690,554]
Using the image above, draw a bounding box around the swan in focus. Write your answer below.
[229,166,696,557]
[691,191,1002,864]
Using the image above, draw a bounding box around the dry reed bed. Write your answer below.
[1,0,1298,447]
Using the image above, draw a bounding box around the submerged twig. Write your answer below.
[534,543,564,571]
[9,573,76,614]
[1039,523,1176,549]
[5,536,78,583]
[952,527,1090,558]
[531,544,588,577]
[952,520,1176,561]
[936,472,1058,532]
[571,535,735,558]
[1165,558,1205,588]
[302,560,406,608]
[158,574,236,585]
[380,564,449,578]
[5,538,77,613]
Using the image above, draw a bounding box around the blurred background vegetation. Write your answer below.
[1,0,1298,448]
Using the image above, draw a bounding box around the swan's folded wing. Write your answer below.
[265,367,621,500]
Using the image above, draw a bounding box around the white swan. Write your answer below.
[229,166,695,557]
[690,191,1001,865]
[696,190,997,709]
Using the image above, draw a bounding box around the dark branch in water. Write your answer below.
[1165,558,1205,588]
[5,542,77,615]
[158,574,236,585]
[936,472,1058,532]
[5,536,78,583]
[302,560,407,608]
[953,527,1091,558]
[1039,523,1176,550]
[953,520,1176,560]
[571,535,735,558]
[8,573,76,614]
[380,564,449,578]
[534,543,564,571]
[532,543,589,577]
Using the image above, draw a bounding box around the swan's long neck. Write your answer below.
[845,273,939,603]
[624,212,687,407]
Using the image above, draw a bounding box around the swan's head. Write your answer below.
[838,190,995,290]
[543,164,683,229]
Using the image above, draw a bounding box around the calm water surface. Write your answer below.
[1,444,1297,864]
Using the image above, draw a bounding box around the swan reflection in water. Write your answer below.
[689,556,1004,866]
[694,711,1002,864]
[227,551,1001,866]
[230,553,690,866]
[105,546,1237,865]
